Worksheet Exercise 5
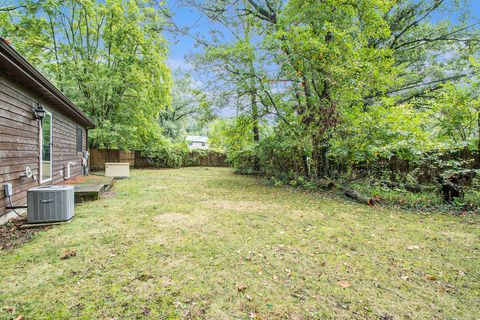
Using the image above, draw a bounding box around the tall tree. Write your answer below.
[186,0,282,144]
[191,0,479,179]
[0,0,172,149]
[158,69,214,140]
[243,0,396,178]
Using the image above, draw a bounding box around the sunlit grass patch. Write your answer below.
[0,168,478,319]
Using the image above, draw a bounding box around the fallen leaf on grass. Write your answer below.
[136,274,154,281]
[15,316,24,320]
[337,281,352,288]
[163,279,174,287]
[142,306,151,316]
[60,250,77,260]
[406,245,419,250]
[1,306,15,313]
[248,312,264,320]
[238,285,248,292]
[425,275,437,281]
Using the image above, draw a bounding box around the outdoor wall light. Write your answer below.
[33,103,46,121]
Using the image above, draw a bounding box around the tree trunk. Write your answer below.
[320,139,330,177]
[312,134,322,180]
[438,170,476,203]
[250,88,260,172]
[251,90,260,142]
[302,153,309,177]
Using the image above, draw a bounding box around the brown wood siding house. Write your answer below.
[0,38,95,220]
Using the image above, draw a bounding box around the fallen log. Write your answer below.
[314,178,382,207]
[343,188,381,206]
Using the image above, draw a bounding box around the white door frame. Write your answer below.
[39,108,53,184]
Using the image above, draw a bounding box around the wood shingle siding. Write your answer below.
[0,76,39,216]
[0,75,88,217]
[0,39,95,221]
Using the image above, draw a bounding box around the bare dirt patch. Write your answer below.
[102,191,117,198]
[0,217,50,250]
[202,200,282,212]
[153,212,189,224]
[58,175,107,185]
[152,212,207,228]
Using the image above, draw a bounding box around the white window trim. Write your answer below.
[39,109,53,184]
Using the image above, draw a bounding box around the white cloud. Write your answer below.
[167,58,192,70]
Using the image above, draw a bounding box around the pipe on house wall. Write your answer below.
[85,128,90,176]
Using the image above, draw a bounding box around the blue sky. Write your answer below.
[165,1,234,71]
[164,1,212,70]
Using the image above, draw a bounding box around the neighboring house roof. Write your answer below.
[186,136,208,143]
[0,38,95,128]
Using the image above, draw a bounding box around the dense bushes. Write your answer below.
[141,143,189,168]
[228,131,477,185]
[229,146,259,175]
[140,142,225,168]
[255,133,311,178]
[186,149,225,167]
[215,123,479,212]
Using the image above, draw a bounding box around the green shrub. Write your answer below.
[229,145,260,175]
[141,143,226,168]
[228,131,311,179]
[462,189,480,210]
[142,143,189,168]
[256,133,310,179]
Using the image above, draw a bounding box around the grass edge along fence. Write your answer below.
[90,148,227,170]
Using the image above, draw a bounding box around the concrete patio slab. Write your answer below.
[59,175,114,203]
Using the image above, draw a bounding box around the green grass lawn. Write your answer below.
[0,168,478,319]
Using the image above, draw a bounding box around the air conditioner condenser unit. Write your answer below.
[27,186,74,223]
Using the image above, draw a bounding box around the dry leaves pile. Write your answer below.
[0,217,50,250]
[60,249,77,260]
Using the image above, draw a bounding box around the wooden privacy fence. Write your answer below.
[89,149,135,170]
[196,152,228,167]
[90,148,227,170]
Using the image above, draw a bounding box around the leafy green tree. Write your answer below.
[1,0,172,149]
[331,101,437,164]
[158,69,214,140]
[208,117,255,153]
[243,0,396,177]
[424,57,480,163]
[188,0,281,144]
[197,0,479,179]
[371,0,479,105]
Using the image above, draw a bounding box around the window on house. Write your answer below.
[41,111,52,182]
[76,127,83,152]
